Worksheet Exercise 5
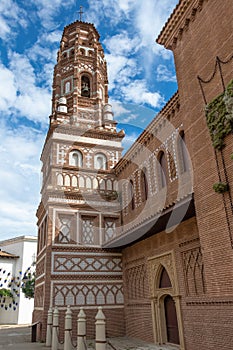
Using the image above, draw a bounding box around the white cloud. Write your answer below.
[156,64,177,82]
[0,63,17,110]
[104,31,139,56]
[34,0,75,29]
[46,31,62,43]
[121,80,164,108]
[87,0,129,27]
[0,123,44,237]
[105,54,138,90]
[119,114,138,124]
[0,0,27,40]
[0,16,10,38]
[110,100,131,118]
[135,0,178,49]
[0,53,51,124]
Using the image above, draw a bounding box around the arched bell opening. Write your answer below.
[81,75,91,98]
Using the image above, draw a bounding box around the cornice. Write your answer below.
[49,123,124,141]
[114,91,180,174]
[62,20,100,40]
[156,0,205,49]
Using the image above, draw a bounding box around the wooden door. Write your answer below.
[164,295,180,345]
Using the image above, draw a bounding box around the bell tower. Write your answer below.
[33,20,125,340]
[50,20,116,131]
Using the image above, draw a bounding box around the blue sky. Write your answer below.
[0,0,178,240]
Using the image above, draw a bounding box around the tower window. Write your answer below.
[81,75,90,97]
[94,153,107,170]
[65,81,71,94]
[62,78,73,95]
[69,150,83,167]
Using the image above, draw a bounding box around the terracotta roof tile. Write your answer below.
[0,250,19,259]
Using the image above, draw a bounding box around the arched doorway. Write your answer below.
[148,252,185,350]
[164,295,180,345]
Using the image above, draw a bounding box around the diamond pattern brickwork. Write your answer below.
[52,252,122,275]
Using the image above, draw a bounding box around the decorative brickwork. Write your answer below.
[52,253,122,275]
[182,246,206,296]
[34,284,44,308]
[53,282,123,306]
[36,256,46,278]
[126,264,147,300]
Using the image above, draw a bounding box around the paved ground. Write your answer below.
[0,325,179,350]
[0,325,46,349]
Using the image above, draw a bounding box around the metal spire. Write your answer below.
[78,5,84,21]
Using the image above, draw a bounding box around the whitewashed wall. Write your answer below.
[0,236,37,324]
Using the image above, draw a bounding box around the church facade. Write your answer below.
[33,0,233,349]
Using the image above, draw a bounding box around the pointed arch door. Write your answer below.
[164,295,180,345]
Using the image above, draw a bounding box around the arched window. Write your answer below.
[69,150,83,167]
[141,168,148,202]
[81,75,90,97]
[94,153,107,170]
[129,179,135,210]
[65,81,71,94]
[178,131,189,174]
[158,151,167,188]
[80,48,85,56]
[159,267,172,288]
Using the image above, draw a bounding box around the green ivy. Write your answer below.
[213,182,229,194]
[21,265,35,299]
[205,80,233,150]
[0,288,13,298]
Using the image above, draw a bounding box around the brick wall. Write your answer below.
[171,0,233,296]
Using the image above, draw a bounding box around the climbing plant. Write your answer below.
[0,262,36,310]
[21,263,36,299]
[213,182,229,194]
[205,79,233,150]
[0,269,22,311]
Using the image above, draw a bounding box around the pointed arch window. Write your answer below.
[159,267,172,288]
[94,153,107,170]
[141,168,148,202]
[178,131,189,174]
[158,151,167,188]
[69,150,83,167]
[129,179,135,210]
[81,75,90,97]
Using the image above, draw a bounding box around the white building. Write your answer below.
[0,235,37,324]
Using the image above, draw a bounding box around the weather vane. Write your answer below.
[78,5,84,21]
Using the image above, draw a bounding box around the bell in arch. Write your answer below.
[81,75,90,97]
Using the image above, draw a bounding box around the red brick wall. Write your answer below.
[172,0,233,296]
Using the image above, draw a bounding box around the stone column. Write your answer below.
[46,307,53,347]
[77,307,86,350]
[64,305,73,350]
[95,307,106,350]
[51,307,59,350]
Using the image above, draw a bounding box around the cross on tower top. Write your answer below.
[78,5,84,21]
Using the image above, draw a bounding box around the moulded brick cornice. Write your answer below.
[62,20,100,41]
[51,125,124,141]
[114,91,180,174]
[156,0,205,49]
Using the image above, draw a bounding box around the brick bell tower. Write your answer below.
[33,19,125,340]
